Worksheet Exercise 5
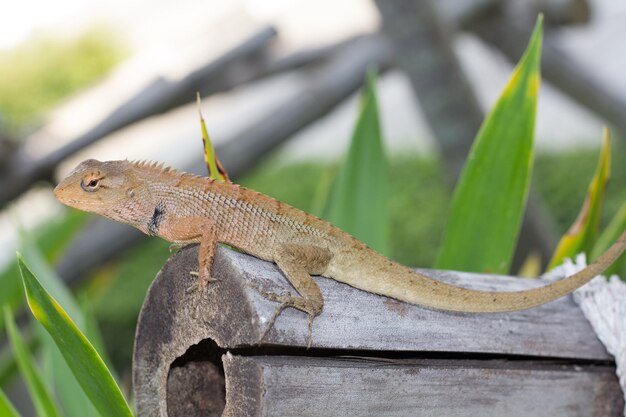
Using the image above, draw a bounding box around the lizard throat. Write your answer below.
[147,205,165,236]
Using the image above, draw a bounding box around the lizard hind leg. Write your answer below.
[255,244,331,348]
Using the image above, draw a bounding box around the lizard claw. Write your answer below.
[256,302,314,348]
[258,302,289,344]
[186,271,217,294]
[169,243,184,253]
[185,271,218,319]
[247,283,314,347]
[185,282,201,294]
[306,314,314,349]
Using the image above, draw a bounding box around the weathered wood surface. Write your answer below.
[133,246,621,416]
[220,355,622,417]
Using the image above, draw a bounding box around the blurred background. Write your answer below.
[2,0,626,413]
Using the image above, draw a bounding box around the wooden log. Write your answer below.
[133,245,622,416]
[219,356,622,417]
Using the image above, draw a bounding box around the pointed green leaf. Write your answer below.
[436,16,543,273]
[0,387,21,417]
[322,70,390,255]
[4,306,62,417]
[20,243,82,324]
[79,295,113,373]
[591,199,626,277]
[19,238,111,416]
[17,254,133,417]
[38,328,100,417]
[548,129,611,270]
[517,251,542,278]
[197,93,229,182]
[19,241,116,375]
[0,211,86,341]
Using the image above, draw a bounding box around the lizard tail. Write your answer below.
[338,229,626,313]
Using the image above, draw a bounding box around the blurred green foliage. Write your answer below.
[436,17,541,274]
[90,238,170,370]
[547,132,610,270]
[0,27,125,135]
[534,144,626,232]
[18,256,133,417]
[322,71,391,255]
[0,211,87,332]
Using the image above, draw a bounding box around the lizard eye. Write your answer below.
[81,177,101,192]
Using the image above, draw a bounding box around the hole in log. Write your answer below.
[167,339,227,417]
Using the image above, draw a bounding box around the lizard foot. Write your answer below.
[185,271,217,294]
[247,282,314,348]
[169,243,184,253]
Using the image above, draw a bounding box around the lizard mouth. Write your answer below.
[53,183,76,207]
[53,184,90,209]
[53,184,62,198]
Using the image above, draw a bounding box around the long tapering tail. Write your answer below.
[342,229,626,313]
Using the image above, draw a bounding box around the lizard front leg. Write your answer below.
[255,244,331,348]
[161,217,217,292]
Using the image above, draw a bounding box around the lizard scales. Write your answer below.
[55,159,626,342]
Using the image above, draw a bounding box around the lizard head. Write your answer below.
[54,159,151,226]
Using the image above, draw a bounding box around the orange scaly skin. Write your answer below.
[55,160,626,345]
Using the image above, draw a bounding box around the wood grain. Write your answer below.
[223,355,622,417]
[133,245,619,416]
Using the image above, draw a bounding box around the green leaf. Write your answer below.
[591,199,626,277]
[0,387,22,417]
[517,251,542,278]
[0,211,86,340]
[0,345,17,386]
[38,328,100,417]
[0,332,38,387]
[20,243,83,324]
[3,306,62,417]
[79,295,112,372]
[322,70,390,255]
[548,129,611,270]
[19,234,106,416]
[20,242,115,370]
[197,93,229,182]
[435,16,543,273]
[17,255,133,417]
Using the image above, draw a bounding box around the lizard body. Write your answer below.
[55,160,626,342]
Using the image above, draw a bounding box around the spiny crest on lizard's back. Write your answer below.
[130,159,170,173]
[130,159,226,188]
[129,160,197,180]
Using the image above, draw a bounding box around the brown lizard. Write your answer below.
[55,159,626,345]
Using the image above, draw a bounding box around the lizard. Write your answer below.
[54,159,626,345]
